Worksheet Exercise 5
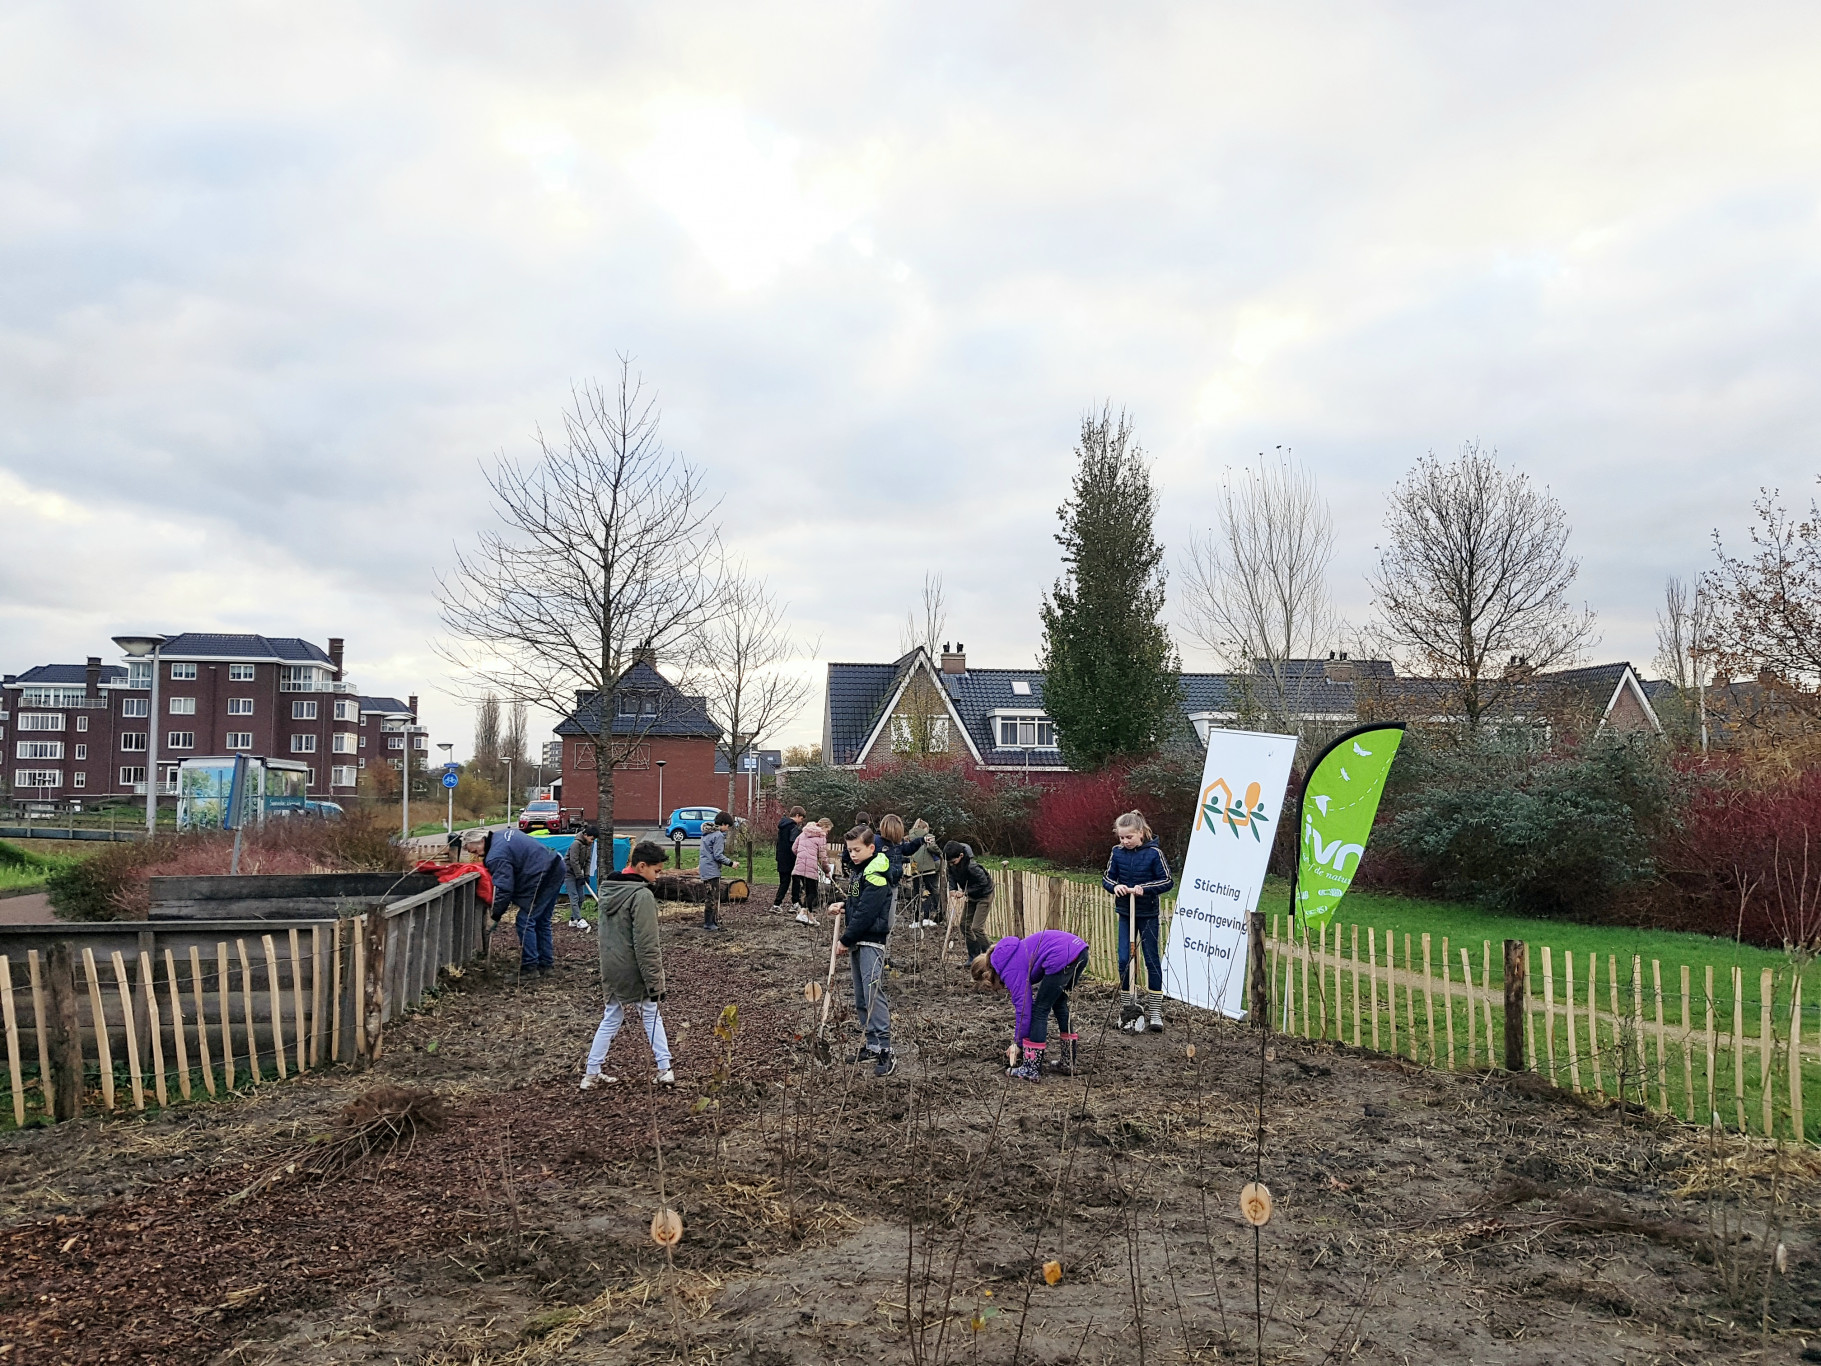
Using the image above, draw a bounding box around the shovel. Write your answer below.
[1120,890,1145,1030]
[812,909,844,1065]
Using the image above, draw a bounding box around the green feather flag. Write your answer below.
[1292,724,1405,935]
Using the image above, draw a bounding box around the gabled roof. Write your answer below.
[940,667,1065,766]
[152,633,334,664]
[358,695,415,717]
[5,663,129,688]
[554,660,722,740]
[824,654,917,765]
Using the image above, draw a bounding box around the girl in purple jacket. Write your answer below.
[971,929,1091,1081]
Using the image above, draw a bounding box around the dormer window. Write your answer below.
[616,693,659,718]
[996,715,1055,748]
[1010,680,1032,696]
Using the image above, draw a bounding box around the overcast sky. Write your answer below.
[4,3,1819,759]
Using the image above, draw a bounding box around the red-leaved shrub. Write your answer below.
[1032,769,1131,869]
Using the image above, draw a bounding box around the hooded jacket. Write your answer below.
[595,870,665,1000]
[1102,839,1174,919]
[837,849,893,947]
[699,825,736,882]
[775,816,801,876]
[483,829,564,912]
[945,843,994,903]
[791,823,828,878]
[989,930,1091,1044]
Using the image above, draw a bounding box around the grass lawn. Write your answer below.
[0,838,77,893]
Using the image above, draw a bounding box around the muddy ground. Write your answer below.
[1,888,1817,1365]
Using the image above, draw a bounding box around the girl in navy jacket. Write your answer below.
[1103,811,1174,1033]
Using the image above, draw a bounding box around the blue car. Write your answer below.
[665,806,719,841]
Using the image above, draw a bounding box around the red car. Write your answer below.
[517,800,565,833]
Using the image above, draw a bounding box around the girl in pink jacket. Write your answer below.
[790,818,831,923]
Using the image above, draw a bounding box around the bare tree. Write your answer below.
[473,692,502,785]
[899,571,948,658]
[696,569,814,811]
[438,357,724,845]
[1709,482,1821,724]
[1180,450,1336,736]
[503,699,530,784]
[1368,441,1596,731]
[1655,574,1713,752]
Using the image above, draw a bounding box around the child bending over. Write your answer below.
[972,929,1091,1082]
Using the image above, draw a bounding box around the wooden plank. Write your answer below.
[1732,965,1745,1132]
[1299,923,1310,1038]
[1440,936,1456,1070]
[109,950,144,1111]
[1459,946,1476,1069]
[1587,953,1605,1096]
[330,919,343,1064]
[1367,927,1380,1051]
[237,939,261,1085]
[1652,960,1669,1114]
[138,952,166,1108]
[288,927,306,1074]
[1704,964,1717,1125]
[1404,934,1419,1062]
[163,949,190,1101]
[1420,933,1436,1066]
[1563,952,1581,1093]
[1,956,24,1127]
[28,951,55,1120]
[1385,930,1397,1057]
[82,947,114,1111]
[1790,980,1805,1145]
[309,925,323,1068]
[1480,942,1495,1067]
[217,942,235,1090]
[261,934,288,1080]
[1316,923,1328,1039]
[352,914,368,1060]
[1282,929,1296,1036]
[189,945,215,1097]
[1523,946,1539,1073]
[1759,967,1775,1138]
[1680,964,1694,1123]
[1608,955,1624,1098]
[1351,924,1362,1049]
[1541,946,1557,1086]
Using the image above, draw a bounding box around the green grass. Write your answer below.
[0,837,76,893]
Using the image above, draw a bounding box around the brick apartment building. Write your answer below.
[3,633,429,806]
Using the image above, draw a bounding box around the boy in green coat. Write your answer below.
[581,839,676,1088]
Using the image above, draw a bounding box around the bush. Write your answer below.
[1381,732,1678,919]
[783,761,1044,856]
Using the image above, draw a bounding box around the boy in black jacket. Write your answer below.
[827,825,895,1078]
[944,841,995,961]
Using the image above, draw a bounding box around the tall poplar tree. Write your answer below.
[1039,406,1182,769]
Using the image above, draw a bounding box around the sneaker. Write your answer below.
[848,1046,880,1064]
[1123,1016,1148,1034]
[1146,1009,1164,1033]
[795,911,815,926]
[703,922,723,932]
[872,1052,896,1079]
[580,1072,616,1090]
[1006,1060,1042,1082]
[655,1069,676,1086]
[567,918,588,931]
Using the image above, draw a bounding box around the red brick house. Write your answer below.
[552,660,723,826]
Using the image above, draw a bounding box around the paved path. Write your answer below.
[0,893,55,924]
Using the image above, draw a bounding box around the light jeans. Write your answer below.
[564,873,591,916]
[848,942,891,1053]
[586,995,672,1074]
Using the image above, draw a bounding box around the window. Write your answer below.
[331,732,358,754]
[74,744,86,760]
[280,665,320,692]
[228,697,254,715]
[228,663,255,681]
[121,732,147,752]
[412,735,427,749]
[358,735,366,749]
[170,662,197,680]
[358,758,366,769]
[169,696,197,715]
[120,766,147,785]
[18,713,64,731]
[997,716,1056,748]
[72,772,85,788]
[19,687,93,707]
[616,693,659,717]
[387,735,404,750]
[127,661,151,689]
[292,700,318,720]
[121,697,149,718]
[76,714,88,732]
[307,767,316,785]
[333,699,357,722]
[291,734,317,753]
[225,732,253,750]
[1011,680,1032,696]
[16,741,63,760]
[14,770,61,789]
[330,765,357,787]
[166,731,195,750]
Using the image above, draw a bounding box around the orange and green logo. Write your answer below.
[1200,778,1271,841]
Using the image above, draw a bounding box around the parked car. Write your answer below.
[518,799,566,833]
[664,806,721,840]
[302,800,344,820]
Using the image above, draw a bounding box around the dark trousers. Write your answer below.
[1027,948,1090,1044]
[906,872,938,922]
[1118,914,1162,993]
[961,897,993,959]
[514,863,565,971]
[702,878,722,927]
[773,853,797,904]
[791,874,821,910]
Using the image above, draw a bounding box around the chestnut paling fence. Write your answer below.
[979,868,1816,1146]
[0,872,483,1128]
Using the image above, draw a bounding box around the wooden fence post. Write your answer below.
[363,912,387,1062]
[1008,864,1026,937]
[1247,912,1269,1029]
[1502,940,1527,1072]
[45,943,83,1122]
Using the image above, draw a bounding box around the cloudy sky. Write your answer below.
[4,3,1819,757]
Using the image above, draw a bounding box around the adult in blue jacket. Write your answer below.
[1102,811,1175,1033]
[482,828,566,977]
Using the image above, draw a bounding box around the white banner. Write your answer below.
[1161,728,1297,1019]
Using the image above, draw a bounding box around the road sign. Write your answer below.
[441,771,459,789]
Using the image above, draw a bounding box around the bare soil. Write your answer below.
[1,888,1816,1365]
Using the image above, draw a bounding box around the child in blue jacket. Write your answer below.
[1103,811,1174,1033]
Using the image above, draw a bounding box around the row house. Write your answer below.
[3,633,428,805]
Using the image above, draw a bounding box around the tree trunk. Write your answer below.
[595,742,616,848]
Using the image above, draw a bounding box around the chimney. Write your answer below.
[328,637,344,680]
[631,642,658,669]
[407,694,418,718]
[940,643,967,675]
[85,656,101,698]
[1324,657,1354,683]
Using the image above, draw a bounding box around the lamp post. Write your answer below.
[438,742,455,836]
[506,755,515,825]
[112,634,167,836]
[655,759,666,833]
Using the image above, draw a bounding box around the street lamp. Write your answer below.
[438,742,455,836]
[655,759,666,832]
[112,634,167,837]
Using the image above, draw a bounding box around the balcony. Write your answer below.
[16,693,110,709]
